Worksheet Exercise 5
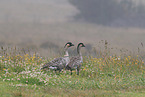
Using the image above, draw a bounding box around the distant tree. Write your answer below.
[69,0,145,27]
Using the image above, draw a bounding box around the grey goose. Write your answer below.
[65,43,85,75]
[41,42,74,72]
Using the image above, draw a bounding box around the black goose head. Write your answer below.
[78,43,85,48]
[64,42,74,48]
[77,43,85,54]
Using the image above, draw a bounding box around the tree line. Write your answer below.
[69,0,145,27]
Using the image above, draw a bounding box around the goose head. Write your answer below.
[64,42,74,48]
[77,43,85,54]
[78,43,85,47]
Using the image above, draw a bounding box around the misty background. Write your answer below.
[0,0,145,57]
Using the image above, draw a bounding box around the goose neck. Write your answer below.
[77,45,82,56]
[64,47,69,57]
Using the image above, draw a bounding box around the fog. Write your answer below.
[0,0,145,57]
[0,0,77,23]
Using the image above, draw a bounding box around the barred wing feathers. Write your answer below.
[66,56,81,70]
[41,57,66,70]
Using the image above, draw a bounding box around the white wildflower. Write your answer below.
[17,78,20,80]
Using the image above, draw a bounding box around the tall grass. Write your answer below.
[0,44,145,96]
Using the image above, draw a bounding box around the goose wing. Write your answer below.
[66,56,81,70]
[41,57,66,69]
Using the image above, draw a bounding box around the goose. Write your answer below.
[41,42,74,72]
[65,43,85,75]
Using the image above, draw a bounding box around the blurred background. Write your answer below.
[0,0,145,57]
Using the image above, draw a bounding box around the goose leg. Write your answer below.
[77,68,79,75]
[59,69,61,73]
[55,70,57,73]
[77,71,79,75]
[70,70,72,75]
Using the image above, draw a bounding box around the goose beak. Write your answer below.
[82,44,85,47]
[71,44,74,46]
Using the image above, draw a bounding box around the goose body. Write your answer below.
[41,42,74,72]
[65,43,85,75]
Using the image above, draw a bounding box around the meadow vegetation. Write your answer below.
[0,0,145,96]
[0,41,144,97]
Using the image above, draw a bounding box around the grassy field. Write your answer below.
[0,0,145,96]
[0,46,144,97]
[0,22,145,96]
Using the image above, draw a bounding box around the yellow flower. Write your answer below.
[3,68,6,71]
[128,56,131,60]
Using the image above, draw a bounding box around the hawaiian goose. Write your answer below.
[65,43,85,75]
[41,42,74,72]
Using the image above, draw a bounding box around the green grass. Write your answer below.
[0,81,116,97]
[0,47,145,97]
